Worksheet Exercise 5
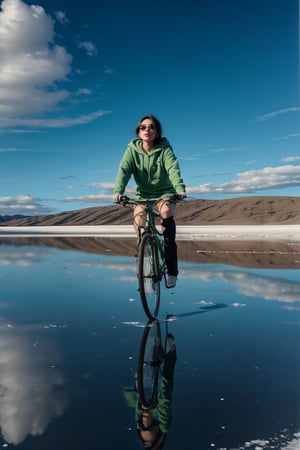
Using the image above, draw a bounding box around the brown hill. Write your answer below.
[1,195,300,226]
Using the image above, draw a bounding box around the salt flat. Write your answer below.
[1,225,300,242]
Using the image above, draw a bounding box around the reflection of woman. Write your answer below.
[124,334,177,449]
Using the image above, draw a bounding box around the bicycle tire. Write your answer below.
[138,232,161,319]
[137,319,163,409]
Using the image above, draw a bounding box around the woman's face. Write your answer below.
[138,119,158,145]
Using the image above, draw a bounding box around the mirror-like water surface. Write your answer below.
[0,239,299,449]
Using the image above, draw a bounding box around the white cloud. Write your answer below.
[61,193,113,203]
[273,133,300,140]
[66,182,115,190]
[0,128,44,135]
[0,0,72,116]
[253,106,300,122]
[0,147,19,152]
[104,65,114,74]
[0,110,110,128]
[78,40,97,56]
[281,156,300,162]
[0,194,53,215]
[76,88,92,95]
[61,184,135,204]
[54,10,69,25]
[187,164,300,195]
[0,0,104,128]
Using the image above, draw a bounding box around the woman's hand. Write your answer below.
[113,194,122,203]
[176,192,186,200]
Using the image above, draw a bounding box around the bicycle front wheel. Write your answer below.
[138,233,160,319]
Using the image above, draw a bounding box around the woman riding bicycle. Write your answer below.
[113,114,186,288]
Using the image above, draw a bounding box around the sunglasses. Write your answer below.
[139,124,156,131]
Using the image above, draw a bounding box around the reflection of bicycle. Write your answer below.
[118,195,181,320]
[137,319,176,410]
[123,319,176,449]
[136,304,228,408]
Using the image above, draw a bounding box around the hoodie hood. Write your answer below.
[128,137,170,154]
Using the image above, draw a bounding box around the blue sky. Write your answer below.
[0,0,299,216]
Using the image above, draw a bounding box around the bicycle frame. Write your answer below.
[138,202,166,276]
[119,196,169,276]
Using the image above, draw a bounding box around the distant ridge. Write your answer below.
[0,214,29,223]
[1,196,300,226]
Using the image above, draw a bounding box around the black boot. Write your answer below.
[161,216,178,276]
[163,334,177,381]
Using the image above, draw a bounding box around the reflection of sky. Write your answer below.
[179,266,300,304]
[0,242,299,449]
[74,259,300,304]
[0,324,67,445]
[55,257,300,305]
[1,244,299,306]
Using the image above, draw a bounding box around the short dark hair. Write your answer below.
[135,114,163,145]
[136,426,167,449]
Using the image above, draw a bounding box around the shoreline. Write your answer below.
[1,225,300,242]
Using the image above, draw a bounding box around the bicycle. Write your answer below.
[117,195,180,320]
[137,319,163,408]
[137,318,176,411]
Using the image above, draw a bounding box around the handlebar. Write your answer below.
[115,194,185,207]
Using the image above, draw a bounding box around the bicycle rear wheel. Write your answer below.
[138,232,160,319]
[137,319,163,409]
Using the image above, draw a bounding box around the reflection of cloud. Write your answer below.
[181,267,300,304]
[221,271,300,304]
[0,325,67,445]
[122,321,145,328]
[76,260,300,302]
[282,305,300,311]
[0,246,51,266]
[70,259,137,283]
[114,276,137,282]
[76,260,134,273]
[230,431,300,449]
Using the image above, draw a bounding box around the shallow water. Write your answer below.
[0,239,299,449]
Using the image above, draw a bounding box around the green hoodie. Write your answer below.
[114,137,185,199]
[123,376,174,434]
